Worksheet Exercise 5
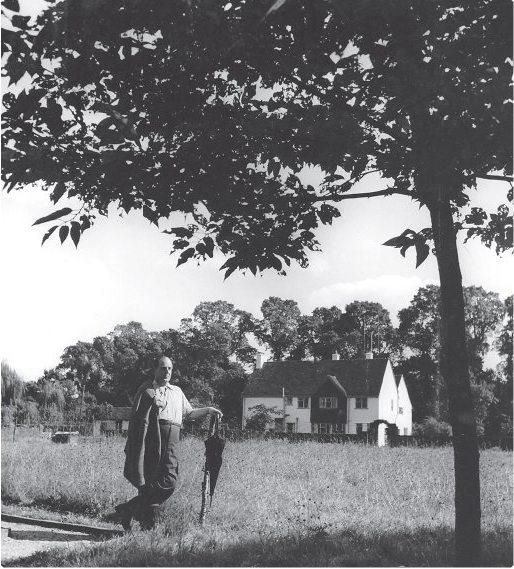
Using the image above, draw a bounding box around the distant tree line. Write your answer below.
[1,287,512,436]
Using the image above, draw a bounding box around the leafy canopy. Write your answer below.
[2,0,512,277]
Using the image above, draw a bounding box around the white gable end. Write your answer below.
[378,361,398,422]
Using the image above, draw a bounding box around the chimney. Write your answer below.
[255,353,264,369]
[365,351,373,360]
[332,352,340,361]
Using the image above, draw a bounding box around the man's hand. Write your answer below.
[208,407,223,419]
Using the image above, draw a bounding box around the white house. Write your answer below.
[242,353,412,445]
[395,374,413,436]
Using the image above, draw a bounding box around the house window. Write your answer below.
[286,422,295,433]
[318,423,329,434]
[297,397,309,409]
[319,397,338,409]
[333,424,345,433]
[285,397,293,406]
[355,397,368,409]
[356,423,363,434]
[398,406,404,415]
[391,399,394,411]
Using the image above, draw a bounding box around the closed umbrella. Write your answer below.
[199,415,225,523]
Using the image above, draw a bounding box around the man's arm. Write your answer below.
[188,407,222,421]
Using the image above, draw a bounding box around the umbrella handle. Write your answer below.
[208,414,216,436]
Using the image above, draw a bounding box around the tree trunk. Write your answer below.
[427,186,481,566]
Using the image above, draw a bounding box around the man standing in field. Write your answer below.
[115,356,222,530]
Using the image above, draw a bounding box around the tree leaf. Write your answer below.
[41,225,58,245]
[32,208,72,226]
[224,264,237,280]
[415,242,430,268]
[11,14,30,29]
[59,225,69,244]
[3,0,20,12]
[176,247,195,267]
[70,222,81,248]
[383,236,405,248]
[50,181,67,204]
[204,237,215,257]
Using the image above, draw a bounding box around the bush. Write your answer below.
[413,417,452,438]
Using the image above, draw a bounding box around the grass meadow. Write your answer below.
[1,429,512,567]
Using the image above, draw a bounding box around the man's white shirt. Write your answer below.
[152,381,193,425]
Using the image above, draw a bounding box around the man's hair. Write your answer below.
[157,356,173,367]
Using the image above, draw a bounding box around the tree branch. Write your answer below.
[315,186,412,202]
[476,174,513,183]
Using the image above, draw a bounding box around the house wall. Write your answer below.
[311,381,347,427]
[347,397,379,434]
[396,377,413,435]
[378,361,399,423]
[285,400,312,433]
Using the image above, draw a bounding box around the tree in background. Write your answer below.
[344,301,396,359]
[397,285,506,429]
[288,303,393,361]
[464,286,504,376]
[486,296,513,437]
[2,0,512,562]
[180,301,257,366]
[1,360,26,406]
[244,404,282,432]
[256,297,302,361]
[396,285,446,422]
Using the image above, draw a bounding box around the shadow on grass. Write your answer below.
[3,524,512,568]
[9,529,96,543]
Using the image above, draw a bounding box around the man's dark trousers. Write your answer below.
[137,420,180,529]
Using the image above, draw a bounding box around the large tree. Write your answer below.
[180,300,257,365]
[397,285,505,424]
[344,300,395,358]
[2,0,512,563]
[256,296,302,360]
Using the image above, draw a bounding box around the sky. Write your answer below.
[1,174,512,382]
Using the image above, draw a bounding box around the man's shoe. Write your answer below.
[114,499,137,531]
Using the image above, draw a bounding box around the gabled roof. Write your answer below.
[314,375,348,396]
[244,359,390,398]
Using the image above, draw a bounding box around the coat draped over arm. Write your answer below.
[123,381,161,488]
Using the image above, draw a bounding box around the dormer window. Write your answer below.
[319,397,338,409]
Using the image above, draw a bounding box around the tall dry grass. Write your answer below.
[1,431,512,566]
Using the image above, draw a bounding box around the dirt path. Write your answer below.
[1,521,100,564]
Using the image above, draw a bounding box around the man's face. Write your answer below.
[155,358,173,384]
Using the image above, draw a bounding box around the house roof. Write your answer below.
[244,359,390,398]
[314,375,347,396]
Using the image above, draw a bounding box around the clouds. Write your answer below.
[307,274,437,323]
